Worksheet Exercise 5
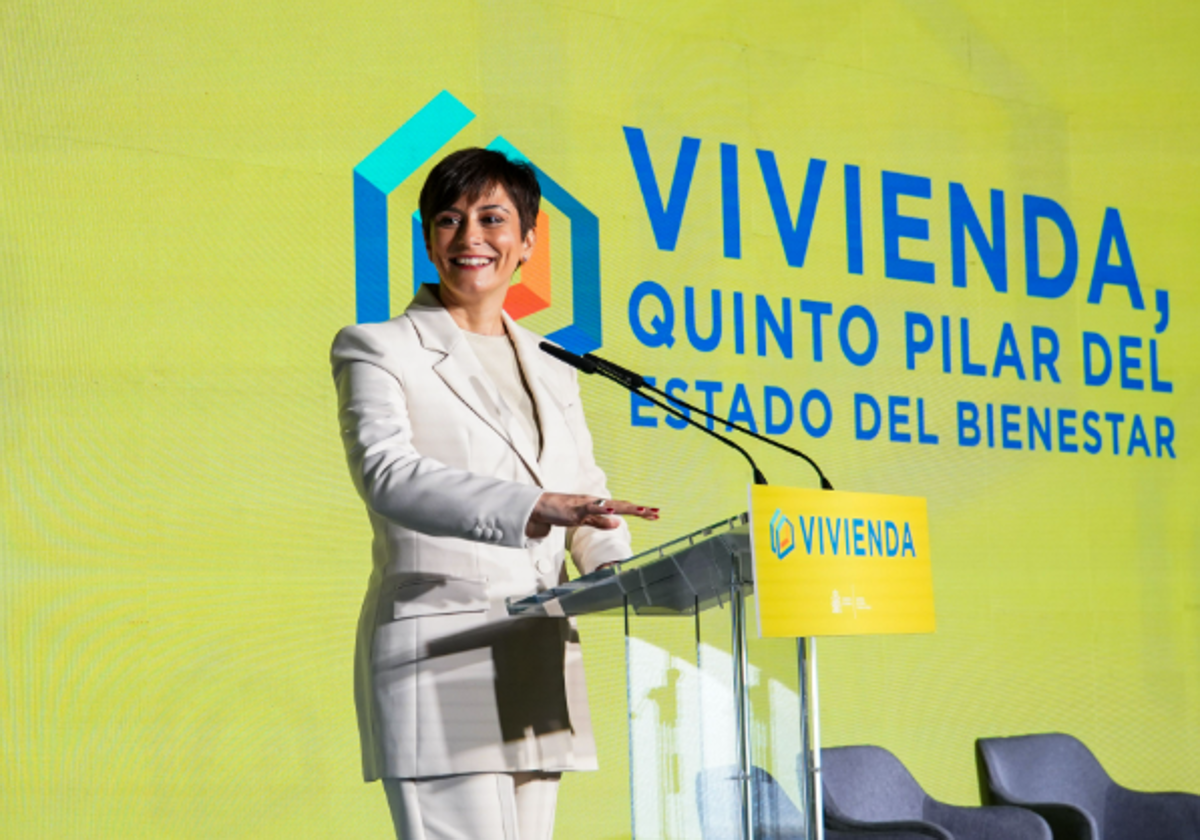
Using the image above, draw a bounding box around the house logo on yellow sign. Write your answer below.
[769,509,795,560]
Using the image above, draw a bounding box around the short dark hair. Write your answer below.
[418,148,541,244]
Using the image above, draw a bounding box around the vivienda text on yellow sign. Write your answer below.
[749,486,936,639]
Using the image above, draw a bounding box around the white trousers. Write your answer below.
[383,772,561,840]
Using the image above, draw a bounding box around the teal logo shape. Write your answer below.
[770,509,795,560]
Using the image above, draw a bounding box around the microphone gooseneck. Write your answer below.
[539,341,768,486]
[610,379,769,486]
[638,378,834,490]
[539,342,833,490]
[539,342,834,490]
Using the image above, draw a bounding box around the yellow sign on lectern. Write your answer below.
[749,486,937,638]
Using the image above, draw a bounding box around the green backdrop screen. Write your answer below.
[2,1,1197,836]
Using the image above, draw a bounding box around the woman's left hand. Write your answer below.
[525,493,659,539]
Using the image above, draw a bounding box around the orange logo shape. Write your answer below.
[504,210,552,320]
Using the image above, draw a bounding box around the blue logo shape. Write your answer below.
[353,91,602,355]
[770,509,795,560]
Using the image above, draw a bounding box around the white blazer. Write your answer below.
[331,285,631,781]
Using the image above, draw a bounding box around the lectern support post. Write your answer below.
[797,638,816,840]
[804,637,825,840]
[730,570,755,840]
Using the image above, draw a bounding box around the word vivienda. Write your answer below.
[795,515,917,558]
[624,127,1148,310]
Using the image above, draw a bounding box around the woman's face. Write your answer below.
[427,183,535,306]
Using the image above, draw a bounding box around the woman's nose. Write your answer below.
[460,216,484,244]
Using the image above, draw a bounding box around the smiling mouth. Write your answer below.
[450,256,495,267]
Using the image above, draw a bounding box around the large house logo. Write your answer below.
[769,509,795,560]
[353,90,603,354]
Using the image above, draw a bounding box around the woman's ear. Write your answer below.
[521,227,537,263]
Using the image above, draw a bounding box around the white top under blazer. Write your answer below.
[331,285,631,781]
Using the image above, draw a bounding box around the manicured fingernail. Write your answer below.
[650,508,660,513]
[637,507,646,512]
[606,507,616,513]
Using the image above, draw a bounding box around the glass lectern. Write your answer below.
[509,514,818,840]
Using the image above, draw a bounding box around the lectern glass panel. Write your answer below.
[626,597,808,839]
[508,515,813,840]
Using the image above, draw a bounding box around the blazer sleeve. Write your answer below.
[558,370,634,574]
[331,324,544,550]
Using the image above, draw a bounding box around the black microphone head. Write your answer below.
[538,341,597,373]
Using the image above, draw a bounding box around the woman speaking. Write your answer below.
[331,148,658,840]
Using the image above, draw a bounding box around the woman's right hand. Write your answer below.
[525,493,659,539]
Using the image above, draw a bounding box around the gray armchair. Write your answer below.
[976,732,1200,840]
[819,745,1052,840]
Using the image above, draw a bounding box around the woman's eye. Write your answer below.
[436,215,459,227]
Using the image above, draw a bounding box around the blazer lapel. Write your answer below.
[505,314,576,482]
[406,286,545,486]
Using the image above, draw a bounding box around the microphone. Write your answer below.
[638,369,835,490]
[539,341,598,374]
[583,353,644,389]
[538,342,834,490]
[539,341,768,485]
